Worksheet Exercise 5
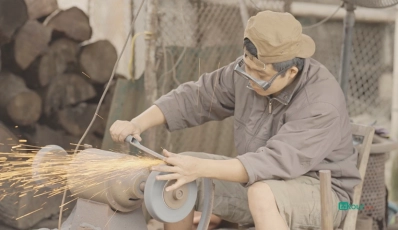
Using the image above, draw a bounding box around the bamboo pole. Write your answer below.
[238,0,249,28]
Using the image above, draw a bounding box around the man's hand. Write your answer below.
[109,120,142,143]
[151,149,204,191]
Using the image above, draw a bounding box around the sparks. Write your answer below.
[15,208,43,220]
[82,72,91,78]
[0,144,163,221]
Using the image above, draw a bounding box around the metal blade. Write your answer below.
[125,135,166,161]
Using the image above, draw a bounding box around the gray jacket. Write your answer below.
[154,57,361,219]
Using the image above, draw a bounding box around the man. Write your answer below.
[110,11,361,230]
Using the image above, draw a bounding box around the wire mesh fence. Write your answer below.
[140,0,395,158]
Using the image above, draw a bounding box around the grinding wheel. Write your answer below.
[32,145,68,189]
[144,171,197,223]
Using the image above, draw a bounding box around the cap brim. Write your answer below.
[297,34,316,58]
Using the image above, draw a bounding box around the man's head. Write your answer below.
[237,11,315,97]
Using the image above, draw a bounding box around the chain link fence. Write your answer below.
[141,0,395,158]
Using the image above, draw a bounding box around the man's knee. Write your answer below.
[248,182,275,204]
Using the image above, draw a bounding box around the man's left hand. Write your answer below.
[151,149,204,191]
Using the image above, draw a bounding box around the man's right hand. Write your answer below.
[109,120,143,143]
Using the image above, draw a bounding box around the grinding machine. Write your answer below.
[32,136,214,230]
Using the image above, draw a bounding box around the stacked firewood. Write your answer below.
[0,0,118,152]
[0,0,120,229]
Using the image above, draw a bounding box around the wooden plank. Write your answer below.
[320,170,334,230]
[342,124,375,230]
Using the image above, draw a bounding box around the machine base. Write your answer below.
[62,198,148,230]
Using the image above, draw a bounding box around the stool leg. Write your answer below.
[320,170,334,230]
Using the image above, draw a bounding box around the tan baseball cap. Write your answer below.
[244,10,316,64]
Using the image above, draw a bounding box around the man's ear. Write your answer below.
[288,66,299,79]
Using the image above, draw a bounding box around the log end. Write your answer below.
[79,40,118,84]
[45,7,92,42]
[44,74,96,116]
[14,20,52,70]
[25,0,58,20]
[0,0,28,45]
[7,91,42,126]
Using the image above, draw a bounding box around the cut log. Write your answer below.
[23,124,101,150]
[42,73,96,116]
[24,38,79,88]
[44,7,92,42]
[25,0,58,20]
[57,103,98,136]
[79,40,118,84]
[0,0,28,45]
[14,20,52,70]
[0,71,42,126]
[24,124,77,150]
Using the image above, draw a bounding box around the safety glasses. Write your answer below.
[234,59,289,91]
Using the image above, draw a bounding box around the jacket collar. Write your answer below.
[271,58,310,105]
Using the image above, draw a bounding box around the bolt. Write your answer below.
[173,189,183,200]
[139,182,145,192]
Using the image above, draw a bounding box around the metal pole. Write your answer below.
[144,0,158,150]
[238,0,249,28]
[390,5,398,203]
[339,2,356,97]
[391,5,398,143]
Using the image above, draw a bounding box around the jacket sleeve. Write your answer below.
[153,60,237,132]
[236,102,342,186]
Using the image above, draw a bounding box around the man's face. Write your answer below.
[243,48,298,97]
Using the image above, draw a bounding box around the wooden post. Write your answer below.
[143,0,158,150]
[320,170,334,230]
